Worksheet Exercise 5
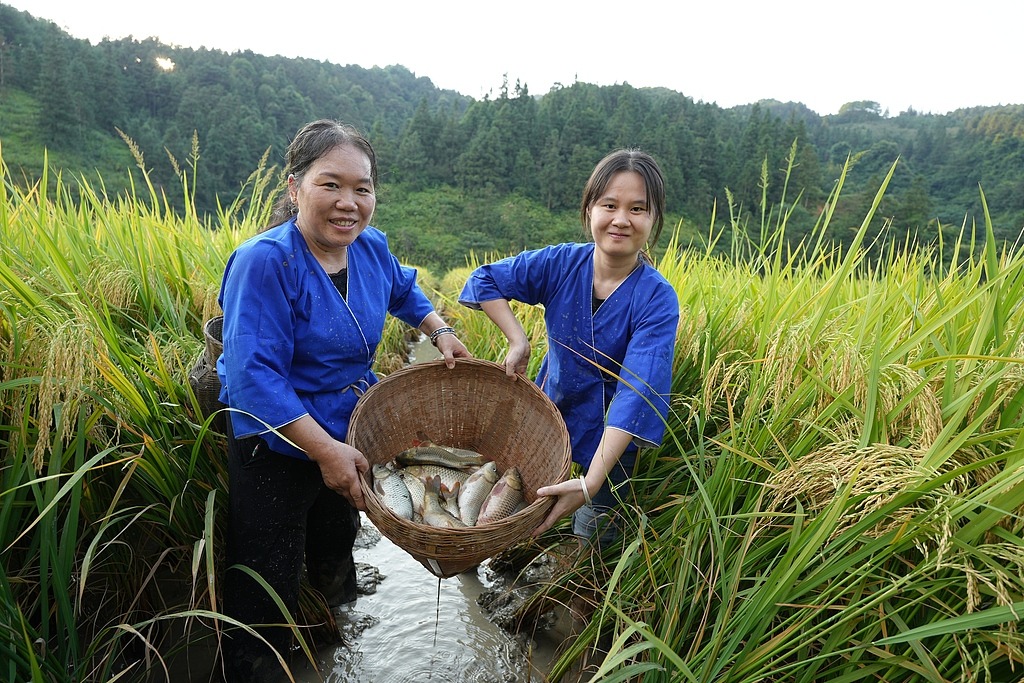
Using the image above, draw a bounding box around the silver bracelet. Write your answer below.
[578,475,593,506]
[429,326,457,346]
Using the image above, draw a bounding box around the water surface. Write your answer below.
[292,517,561,682]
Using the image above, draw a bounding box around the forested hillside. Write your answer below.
[2,3,1022,271]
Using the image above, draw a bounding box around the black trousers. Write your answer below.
[221,426,359,682]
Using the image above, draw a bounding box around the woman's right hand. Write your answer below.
[315,440,370,510]
[280,416,370,510]
[478,299,531,378]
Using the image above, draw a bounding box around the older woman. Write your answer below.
[217,119,469,682]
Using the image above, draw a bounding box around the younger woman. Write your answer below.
[459,149,679,549]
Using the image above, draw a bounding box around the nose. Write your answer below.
[334,189,358,208]
[611,209,631,226]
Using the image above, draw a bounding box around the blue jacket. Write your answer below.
[460,243,679,468]
[217,219,434,458]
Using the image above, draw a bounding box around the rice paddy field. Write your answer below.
[3,147,1024,683]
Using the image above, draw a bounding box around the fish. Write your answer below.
[395,444,489,471]
[401,464,472,494]
[421,475,467,529]
[412,430,488,459]
[475,466,526,525]
[372,463,413,520]
[400,469,426,518]
[442,480,462,519]
[457,460,500,526]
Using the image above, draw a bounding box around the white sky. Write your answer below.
[8,0,1023,116]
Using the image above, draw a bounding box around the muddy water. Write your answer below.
[290,337,568,682]
[291,521,556,682]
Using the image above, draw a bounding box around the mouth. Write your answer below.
[330,218,358,229]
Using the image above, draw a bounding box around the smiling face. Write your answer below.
[587,170,654,264]
[289,142,376,262]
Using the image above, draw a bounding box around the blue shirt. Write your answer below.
[217,219,435,458]
[459,243,679,468]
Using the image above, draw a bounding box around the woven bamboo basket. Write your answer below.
[187,316,225,429]
[347,358,572,578]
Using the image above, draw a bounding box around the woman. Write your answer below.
[217,119,469,681]
[459,149,678,550]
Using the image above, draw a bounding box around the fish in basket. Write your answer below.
[371,437,530,527]
[347,358,572,578]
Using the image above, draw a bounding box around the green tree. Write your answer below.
[895,174,934,234]
[394,128,429,189]
[35,28,78,147]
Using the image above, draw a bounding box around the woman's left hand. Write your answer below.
[436,333,472,369]
[530,479,588,537]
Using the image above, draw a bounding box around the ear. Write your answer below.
[287,174,298,202]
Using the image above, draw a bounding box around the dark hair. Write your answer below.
[579,149,667,257]
[265,119,378,229]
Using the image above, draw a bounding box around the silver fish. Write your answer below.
[401,464,472,494]
[421,475,467,529]
[457,460,499,526]
[395,444,488,471]
[475,466,525,525]
[400,469,426,517]
[372,463,413,520]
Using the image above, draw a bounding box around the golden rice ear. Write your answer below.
[348,358,571,578]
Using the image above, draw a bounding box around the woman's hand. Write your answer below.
[502,338,531,377]
[478,299,530,378]
[435,332,472,369]
[420,313,473,369]
[530,477,590,537]
[314,440,370,510]
[530,430,628,537]
[280,416,370,510]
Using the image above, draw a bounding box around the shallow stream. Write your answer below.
[290,519,562,682]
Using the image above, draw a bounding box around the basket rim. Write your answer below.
[351,356,573,484]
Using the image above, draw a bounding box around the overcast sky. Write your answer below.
[9,0,1023,116]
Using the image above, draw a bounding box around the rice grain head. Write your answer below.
[761,441,937,539]
[31,320,98,470]
[762,318,860,415]
[87,265,139,313]
[192,283,221,323]
[699,348,751,424]
[874,363,944,446]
